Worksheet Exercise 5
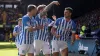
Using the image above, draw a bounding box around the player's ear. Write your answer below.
[70,13,72,16]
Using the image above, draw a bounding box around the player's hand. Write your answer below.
[28,26,33,32]
[52,15,57,21]
[55,34,60,38]
[51,1,60,5]
[37,25,44,30]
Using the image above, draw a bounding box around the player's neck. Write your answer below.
[18,24,21,27]
[65,17,71,22]
[27,12,33,19]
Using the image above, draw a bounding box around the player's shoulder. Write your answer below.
[22,15,28,18]
[48,18,52,21]
[35,14,40,19]
[56,17,64,21]
[22,15,30,19]
[15,25,19,27]
[32,19,37,23]
[71,19,76,26]
[35,14,40,21]
[14,25,19,28]
[71,19,75,23]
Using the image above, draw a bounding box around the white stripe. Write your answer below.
[24,26,29,29]
[48,21,55,26]
[65,21,70,39]
[65,20,72,40]
[60,19,64,40]
[58,19,63,40]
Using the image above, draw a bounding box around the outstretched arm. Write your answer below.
[40,1,60,18]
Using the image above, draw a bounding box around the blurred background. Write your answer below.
[0,0,100,56]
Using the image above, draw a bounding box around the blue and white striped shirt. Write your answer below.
[53,17,76,41]
[19,15,37,45]
[31,18,38,40]
[35,14,52,41]
[13,25,22,43]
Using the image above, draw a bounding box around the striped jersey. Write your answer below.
[31,18,38,40]
[13,25,22,43]
[35,14,52,41]
[19,15,37,45]
[53,17,76,41]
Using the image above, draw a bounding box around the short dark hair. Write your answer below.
[65,7,73,13]
[27,4,36,12]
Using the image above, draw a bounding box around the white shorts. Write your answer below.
[51,40,68,53]
[34,40,51,55]
[19,44,34,55]
[15,42,19,49]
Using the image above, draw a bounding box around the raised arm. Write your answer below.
[40,1,60,17]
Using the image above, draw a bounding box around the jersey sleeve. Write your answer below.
[72,21,76,33]
[53,18,61,28]
[22,17,30,29]
[35,14,40,24]
[49,18,53,23]
[13,26,18,33]
[48,21,55,26]
[35,21,38,26]
[37,14,40,19]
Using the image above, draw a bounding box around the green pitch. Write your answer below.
[0,42,18,56]
[0,42,44,56]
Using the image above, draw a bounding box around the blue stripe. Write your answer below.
[19,24,24,45]
[53,17,76,41]
[17,35,19,43]
[29,32,32,44]
[20,33,23,45]
[35,16,52,41]
[59,19,64,41]
[24,29,27,44]
[39,20,42,40]
[64,21,68,41]
[27,31,29,44]
[41,20,44,40]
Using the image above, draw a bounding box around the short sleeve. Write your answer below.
[13,26,18,33]
[49,18,52,23]
[38,14,40,19]
[35,21,38,26]
[53,18,61,28]
[72,21,76,33]
[48,21,55,26]
[22,16,30,29]
[31,20,38,27]
[35,14,40,24]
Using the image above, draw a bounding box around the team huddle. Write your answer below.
[13,1,76,56]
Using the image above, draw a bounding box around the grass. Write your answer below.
[0,42,91,56]
[0,42,18,56]
[0,42,44,56]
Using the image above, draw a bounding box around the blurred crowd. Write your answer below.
[0,7,22,25]
[0,7,22,41]
[0,7,100,31]
[75,8,100,34]
[0,7,100,41]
